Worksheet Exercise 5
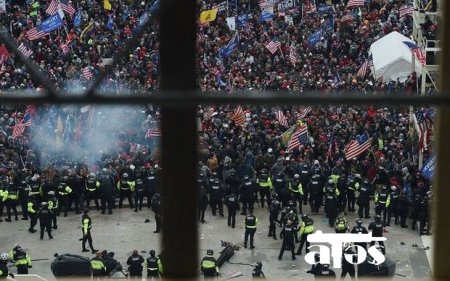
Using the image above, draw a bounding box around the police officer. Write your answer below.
[347,174,361,212]
[84,173,100,210]
[28,176,42,205]
[336,173,347,213]
[82,209,98,253]
[0,252,10,278]
[256,169,272,208]
[289,174,303,212]
[12,246,32,274]
[209,179,224,217]
[411,194,422,231]
[151,193,161,233]
[244,210,258,249]
[335,213,348,233]
[273,173,286,194]
[308,172,322,214]
[268,195,281,240]
[240,175,256,215]
[91,251,106,277]
[68,173,83,214]
[299,164,310,205]
[98,169,115,215]
[296,214,315,255]
[145,250,162,278]
[252,262,265,278]
[117,173,135,209]
[47,191,58,229]
[198,186,208,223]
[419,195,431,235]
[324,180,339,227]
[57,175,72,217]
[18,180,30,220]
[387,186,399,226]
[278,220,297,261]
[225,192,239,228]
[200,250,219,278]
[351,219,368,250]
[398,192,409,228]
[2,182,19,222]
[145,170,158,209]
[374,185,390,225]
[134,175,145,212]
[368,215,385,254]
[341,247,356,279]
[127,250,144,277]
[37,202,53,240]
[356,179,372,219]
[27,199,38,233]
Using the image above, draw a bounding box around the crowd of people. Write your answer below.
[0,0,438,278]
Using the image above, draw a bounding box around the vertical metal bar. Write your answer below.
[433,0,450,280]
[159,0,198,278]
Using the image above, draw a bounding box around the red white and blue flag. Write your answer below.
[403,41,426,65]
[276,110,288,127]
[345,133,371,160]
[287,124,308,152]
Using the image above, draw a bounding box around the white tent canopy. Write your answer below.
[369,31,423,82]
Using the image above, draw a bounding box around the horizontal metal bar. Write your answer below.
[0,91,448,105]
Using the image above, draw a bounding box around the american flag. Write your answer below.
[0,45,10,63]
[415,109,433,152]
[27,27,48,41]
[146,128,161,138]
[265,40,281,55]
[60,0,76,16]
[344,133,371,160]
[356,60,373,77]
[46,0,60,15]
[346,0,364,7]
[82,66,93,80]
[399,5,414,18]
[403,41,426,65]
[12,121,27,139]
[289,44,298,65]
[276,110,288,127]
[60,42,70,54]
[296,106,312,119]
[18,43,33,58]
[230,106,246,126]
[287,124,308,152]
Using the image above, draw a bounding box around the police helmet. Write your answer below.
[255,261,262,269]
[391,186,397,191]
[48,191,55,196]
[212,172,217,176]
[328,179,334,184]
[0,253,8,261]
[206,249,214,256]
[356,219,362,225]
[294,174,300,179]
[382,185,387,190]
[41,202,48,206]
[244,175,249,180]
[62,175,68,181]
[150,250,156,256]
[123,173,129,178]
[363,179,369,184]
[302,214,309,219]
[354,174,361,179]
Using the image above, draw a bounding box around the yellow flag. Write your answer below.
[199,8,218,24]
[80,22,94,43]
[104,0,112,10]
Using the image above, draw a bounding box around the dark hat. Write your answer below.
[83,209,90,214]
